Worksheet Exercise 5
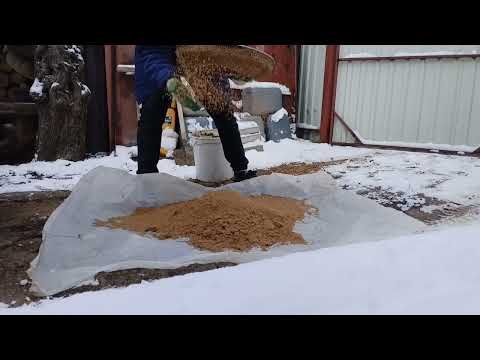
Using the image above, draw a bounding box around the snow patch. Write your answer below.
[238,121,258,130]
[0,140,371,194]
[341,52,378,59]
[81,84,90,96]
[247,139,371,170]
[3,223,480,314]
[0,145,195,193]
[353,133,478,153]
[395,51,459,57]
[270,108,288,123]
[186,117,214,134]
[342,50,479,59]
[29,78,44,97]
[233,112,253,121]
[66,45,84,62]
[229,79,291,95]
[421,204,448,214]
[74,279,100,288]
[325,150,480,211]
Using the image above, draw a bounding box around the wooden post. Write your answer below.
[319,45,340,144]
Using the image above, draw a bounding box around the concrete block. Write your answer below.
[237,115,265,138]
[244,143,264,152]
[241,132,262,144]
[238,119,260,134]
[242,87,282,115]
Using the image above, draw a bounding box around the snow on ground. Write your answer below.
[0,140,371,194]
[228,79,291,95]
[29,78,44,97]
[2,137,479,217]
[3,223,480,315]
[2,139,480,314]
[352,129,478,153]
[247,139,371,169]
[343,51,472,59]
[2,135,479,220]
[0,146,193,193]
[324,150,480,212]
[270,108,288,122]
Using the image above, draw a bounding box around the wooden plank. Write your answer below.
[173,101,195,166]
[319,45,339,144]
[176,101,188,146]
[114,46,137,146]
[83,45,110,154]
[104,45,114,153]
[333,142,479,157]
[334,112,363,144]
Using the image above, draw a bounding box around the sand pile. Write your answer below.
[97,191,314,252]
[176,45,274,113]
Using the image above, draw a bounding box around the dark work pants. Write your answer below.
[137,89,249,174]
[136,89,170,174]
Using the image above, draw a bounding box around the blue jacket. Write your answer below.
[134,45,176,105]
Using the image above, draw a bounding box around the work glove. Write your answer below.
[166,77,201,112]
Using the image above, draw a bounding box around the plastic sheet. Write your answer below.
[28,166,426,296]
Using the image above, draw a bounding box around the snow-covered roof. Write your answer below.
[229,79,291,95]
[340,45,480,59]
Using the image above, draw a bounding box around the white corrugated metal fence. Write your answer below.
[297,45,326,129]
[297,45,480,152]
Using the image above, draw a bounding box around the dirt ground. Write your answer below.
[0,191,69,306]
[1,160,476,307]
[356,187,477,224]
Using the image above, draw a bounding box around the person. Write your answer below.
[134,45,257,182]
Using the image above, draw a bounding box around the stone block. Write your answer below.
[242,87,282,115]
[266,112,292,142]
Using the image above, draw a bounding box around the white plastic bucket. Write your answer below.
[192,133,234,182]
